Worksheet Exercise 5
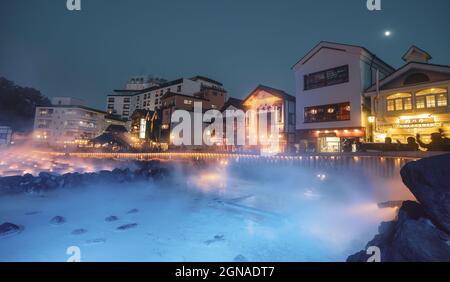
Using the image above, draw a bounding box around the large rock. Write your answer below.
[0,161,170,195]
[347,201,450,262]
[105,216,119,222]
[0,176,26,194]
[400,153,450,234]
[61,172,84,188]
[0,222,22,238]
[50,216,66,225]
[117,223,138,231]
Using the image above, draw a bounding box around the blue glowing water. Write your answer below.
[0,163,412,262]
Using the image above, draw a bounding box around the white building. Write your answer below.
[365,46,450,144]
[107,76,226,120]
[34,97,126,147]
[292,42,395,152]
[0,126,12,148]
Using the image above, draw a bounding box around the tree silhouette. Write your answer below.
[0,77,51,133]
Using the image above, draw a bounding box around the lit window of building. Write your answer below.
[386,93,412,112]
[365,45,450,145]
[304,102,351,123]
[415,88,447,109]
[438,94,448,107]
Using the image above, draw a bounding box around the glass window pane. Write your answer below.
[395,99,403,111]
[416,97,425,109]
[426,95,436,108]
[387,100,395,111]
[404,98,412,110]
[437,94,448,107]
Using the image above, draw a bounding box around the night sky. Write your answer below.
[1,0,450,109]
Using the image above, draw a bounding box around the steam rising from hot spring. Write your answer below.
[0,146,127,177]
[171,161,407,258]
[0,153,412,261]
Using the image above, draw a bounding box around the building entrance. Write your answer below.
[319,137,341,152]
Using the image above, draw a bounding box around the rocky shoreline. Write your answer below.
[348,153,450,262]
[1,155,449,261]
[0,160,169,195]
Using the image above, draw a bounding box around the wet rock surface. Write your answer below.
[50,216,66,225]
[71,229,88,235]
[0,161,169,195]
[204,234,225,245]
[105,216,119,222]
[127,209,139,214]
[400,153,450,234]
[348,153,450,262]
[117,223,138,231]
[0,222,22,238]
[348,201,450,262]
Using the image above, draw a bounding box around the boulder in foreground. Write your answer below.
[347,201,450,262]
[400,153,450,234]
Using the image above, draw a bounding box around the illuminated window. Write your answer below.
[139,118,146,139]
[416,88,448,109]
[395,99,403,111]
[387,100,395,112]
[304,102,350,123]
[426,95,436,108]
[386,93,412,112]
[438,94,448,107]
[404,98,412,110]
[416,97,425,109]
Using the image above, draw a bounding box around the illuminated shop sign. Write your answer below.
[139,118,147,139]
[396,117,438,129]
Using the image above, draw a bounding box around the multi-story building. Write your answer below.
[34,97,126,147]
[107,90,139,121]
[365,46,450,144]
[292,42,395,152]
[107,76,226,120]
[242,85,296,153]
[160,92,215,148]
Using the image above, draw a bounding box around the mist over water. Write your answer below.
[0,157,413,262]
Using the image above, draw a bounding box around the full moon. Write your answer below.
[384,30,392,37]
